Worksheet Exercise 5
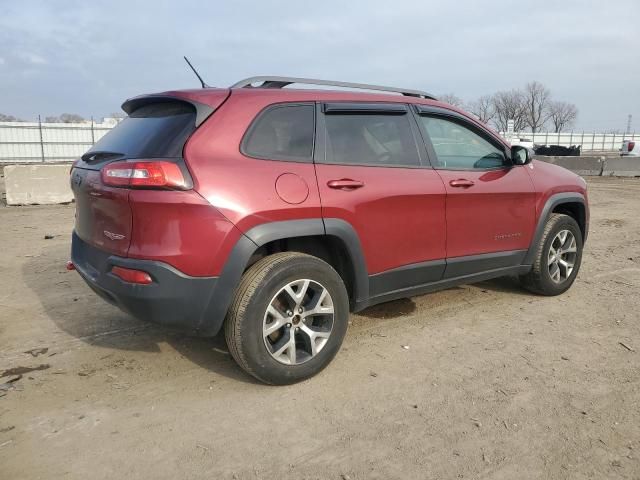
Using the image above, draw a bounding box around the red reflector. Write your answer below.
[629,141,635,152]
[101,161,187,189]
[111,266,153,285]
[66,261,76,271]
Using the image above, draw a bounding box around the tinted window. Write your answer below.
[87,102,196,159]
[243,105,314,161]
[324,113,420,167]
[419,116,507,169]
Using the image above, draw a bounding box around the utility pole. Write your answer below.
[627,114,633,135]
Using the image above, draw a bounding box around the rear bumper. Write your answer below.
[71,232,223,336]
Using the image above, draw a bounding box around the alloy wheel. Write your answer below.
[548,229,577,283]
[263,279,334,365]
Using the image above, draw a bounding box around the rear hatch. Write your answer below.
[71,95,220,257]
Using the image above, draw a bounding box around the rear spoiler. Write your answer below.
[121,95,216,127]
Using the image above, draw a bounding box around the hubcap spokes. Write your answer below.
[263,279,334,365]
[548,229,577,284]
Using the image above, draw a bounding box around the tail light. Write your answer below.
[628,141,635,152]
[111,266,153,285]
[101,161,190,189]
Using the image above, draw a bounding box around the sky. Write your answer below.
[0,0,638,131]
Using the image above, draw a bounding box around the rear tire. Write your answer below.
[520,213,583,296]
[224,252,349,385]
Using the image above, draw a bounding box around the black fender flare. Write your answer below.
[522,192,587,265]
[198,218,369,335]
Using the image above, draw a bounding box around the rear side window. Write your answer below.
[243,104,315,161]
[323,113,420,167]
[87,101,196,159]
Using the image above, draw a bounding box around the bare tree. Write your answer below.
[549,101,578,133]
[468,95,495,124]
[439,93,464,108]
[45,113,86,123]
[0,113,22,122]
[522,81,551,133]
[492,89,526,132]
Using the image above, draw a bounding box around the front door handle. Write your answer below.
[327,179,364,190]
[449,179,475,188]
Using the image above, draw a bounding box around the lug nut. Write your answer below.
[287,310,293,317]
[298,307,304,314]
[286,323,291,328]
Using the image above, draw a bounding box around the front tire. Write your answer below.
[520,213,583,295]
[224,252,349,385]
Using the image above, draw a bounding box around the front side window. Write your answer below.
[419,116,507,169]
[243,104,314,161]
[323,113,420,167]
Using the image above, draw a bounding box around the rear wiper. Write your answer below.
[81,151,125,162]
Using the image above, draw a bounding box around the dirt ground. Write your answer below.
[1,177,639,480]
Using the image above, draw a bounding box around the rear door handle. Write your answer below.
[449,179,475,188]
[327,179,364,190]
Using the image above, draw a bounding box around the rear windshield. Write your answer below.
[88,101,196,159]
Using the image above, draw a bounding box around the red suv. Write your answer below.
[70,76,588,384]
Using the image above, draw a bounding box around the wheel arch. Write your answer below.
[523,192,587,265]
[243,219,369,308]
[199,218,370,336]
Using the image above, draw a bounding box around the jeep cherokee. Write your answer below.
[69,76,589,384]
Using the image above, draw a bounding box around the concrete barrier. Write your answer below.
[4,164,73,205]
[602,157,640,177]
[534,155,605,176]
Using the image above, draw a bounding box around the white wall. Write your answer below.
[0,119,119,163]
[0,119,637,163]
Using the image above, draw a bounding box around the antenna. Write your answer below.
[183,56,208,88]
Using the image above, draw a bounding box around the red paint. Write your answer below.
[275,173,309,204]
[435,167,536,258]
[315,164,446,274]
[126,189,241,277]
[72,86,588,280]
[72,169,132,257]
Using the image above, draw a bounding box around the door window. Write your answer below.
[419,116,507,170]
[323,113,420,167]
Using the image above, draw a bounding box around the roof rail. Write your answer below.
[230,76,437,100]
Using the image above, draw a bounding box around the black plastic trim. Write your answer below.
[369,260,445,298]
[323,103,408,114]
[366,265,532,306]
[444,250,527,278]
[71,232,219,334]
[523,193,587,265]
[244,219,325,246]
[323,218,370,306]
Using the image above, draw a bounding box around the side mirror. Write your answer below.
[511,145,532,165]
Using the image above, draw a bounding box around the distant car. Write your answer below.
[620,140,638,157]
[511,137,534,149]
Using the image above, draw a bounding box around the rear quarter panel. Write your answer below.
[182,93,322,233]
